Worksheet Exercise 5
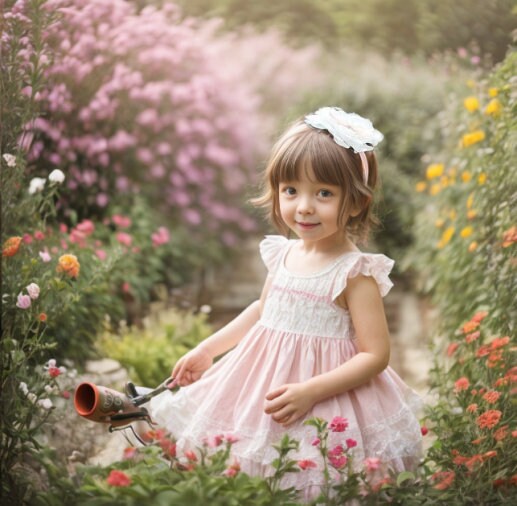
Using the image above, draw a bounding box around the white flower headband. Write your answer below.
[304,107,384,185]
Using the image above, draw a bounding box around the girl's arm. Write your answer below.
[172,275,273,386]
[265,274,390,425]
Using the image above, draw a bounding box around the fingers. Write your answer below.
[265,384,288,401]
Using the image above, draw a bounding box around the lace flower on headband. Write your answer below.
[304,107,383,153]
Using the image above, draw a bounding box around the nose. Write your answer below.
[297,194,314,215]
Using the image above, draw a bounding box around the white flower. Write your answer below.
[199,304,212,314]
[44,385,57,395]
[37,398,54,410]
[27,392,38,404]
[44,359,57,369]
[3,153,16,167]
[28,177,46,194]
[48,169,65,184]
[26,282,40,300]
[305,107,384,153]
[19,382,29,396]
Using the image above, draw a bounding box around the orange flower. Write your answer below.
[465,454,484,471]
[483,450,497,460]
[472,437,485,445]
[476,410,502,430]
[502,226,517,247]
[465,331,480,343]
[482,390,501,404]
[56,254,80,278]
[467,403,478,413]
[454,377,470,392]
[487,350,503,368]
[2,236,22,257]
[462,320,480,334]
[432,470,455,490]
[38,313,47,322]
[494,425,509,442]
[476,345,490,358]
[490,336,510,349]
[472,311,488,323]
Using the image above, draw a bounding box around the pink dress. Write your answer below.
[150,235,422,494]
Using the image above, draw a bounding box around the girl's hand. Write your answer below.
[171,346,213,387]
[264,383,315,427]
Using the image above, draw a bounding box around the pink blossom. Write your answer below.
[16,293,31,309]
[151,226,170,247]
[328,445,345,458]
[112,214,131,228]
[34,230,45,240]
[298,459,317,470]
[116,232,132,247]
[364,457,382,472]
[223,433,240,444]
[184,450,198,462]
[329,455,348,469]
[76,219,95,235]
[39,249,52,262]
[121,282,131,293]
[123,447,137,460]
[23,233,33,244]
[26,283,40,300]
[329,416,349,432]
[311,437,321,447]
[95,249,107,261]
[345,438,357,449]
[204,434,224,448]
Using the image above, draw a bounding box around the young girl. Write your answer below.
[150,107,422,496]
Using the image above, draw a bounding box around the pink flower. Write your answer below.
[345,438,357,448]
[16,293,31,309]
[364,457,381,472]
[223,460,240,477]
[26,283,40,300]
[329,455,348,469]
[328,445,345,458]
[298,459,317,470]
[311,437,321,447]
[106,470,131,487]
[329,416,349,432]
[48,367,61,378]
[34,230,45,240]
[39,250,52,262]
[421,426,429,436]
[95,249,107,261]
[116,232,132,247]
[204,434,224,448]
[23,233,33,244]
[184,450,198,462]
[454,377,470,392]
[112,214,132,228]
[151,226,170,247]
[123,447,137,460]
[223,433,240,444]
[76,219,95,235]
[62,390,71,399]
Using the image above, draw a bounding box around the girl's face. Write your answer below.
[278,166,347,246]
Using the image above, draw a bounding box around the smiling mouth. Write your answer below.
[296,222,319,228]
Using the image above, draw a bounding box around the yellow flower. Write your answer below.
[466,193,474,209]
[430,183,441,196]
[448,209,457,220]
[460,226,473,238]
[484,98,502,117]
[415,181,427,193]
[447,167,457,178]
[440,176,450,188]
[478,173,487,185]
[439,226,455,247]
[426,163,444,180]
[466,79,476,89]
[488,87,498,97]
[468,241,478,252]
[435,218,445,228]
[461,130,485,148]
[461,171,472,183]
[467,210,477,220]
[464,96,480,112]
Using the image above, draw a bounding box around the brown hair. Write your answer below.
[252,118,379,242]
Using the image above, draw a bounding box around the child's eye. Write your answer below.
[318,189,333,198]
[282,186,297,196]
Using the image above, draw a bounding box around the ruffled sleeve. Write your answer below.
[331,253,395,301]
[259,235,289,273]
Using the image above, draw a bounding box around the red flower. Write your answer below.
[454,377,470,392]
[329,416,348,432]
[472,311,488,323]
[48,367,61,378]
[106,470,131,487]
[482,390,501,404]
[420,426,429,436]
[298,459,317,470]
[465,331,480,343]
[346,438,358,448]
[476,410,502,430]
[466,403,478,413]
[123,447,137,460]
[447,343,459,356]
[432,470,455,490]
[159,438,176,458]
[184,450,198,462]
[38,313,47,322]
[494,425,509,442]
[329,455,348,469]
[491,336,510,349]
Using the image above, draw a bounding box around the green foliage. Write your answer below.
[98,308,212,386]
[409,49,517,336]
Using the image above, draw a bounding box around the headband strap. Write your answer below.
[358,152,369,185]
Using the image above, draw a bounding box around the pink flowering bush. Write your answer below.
[19,0,261,245]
